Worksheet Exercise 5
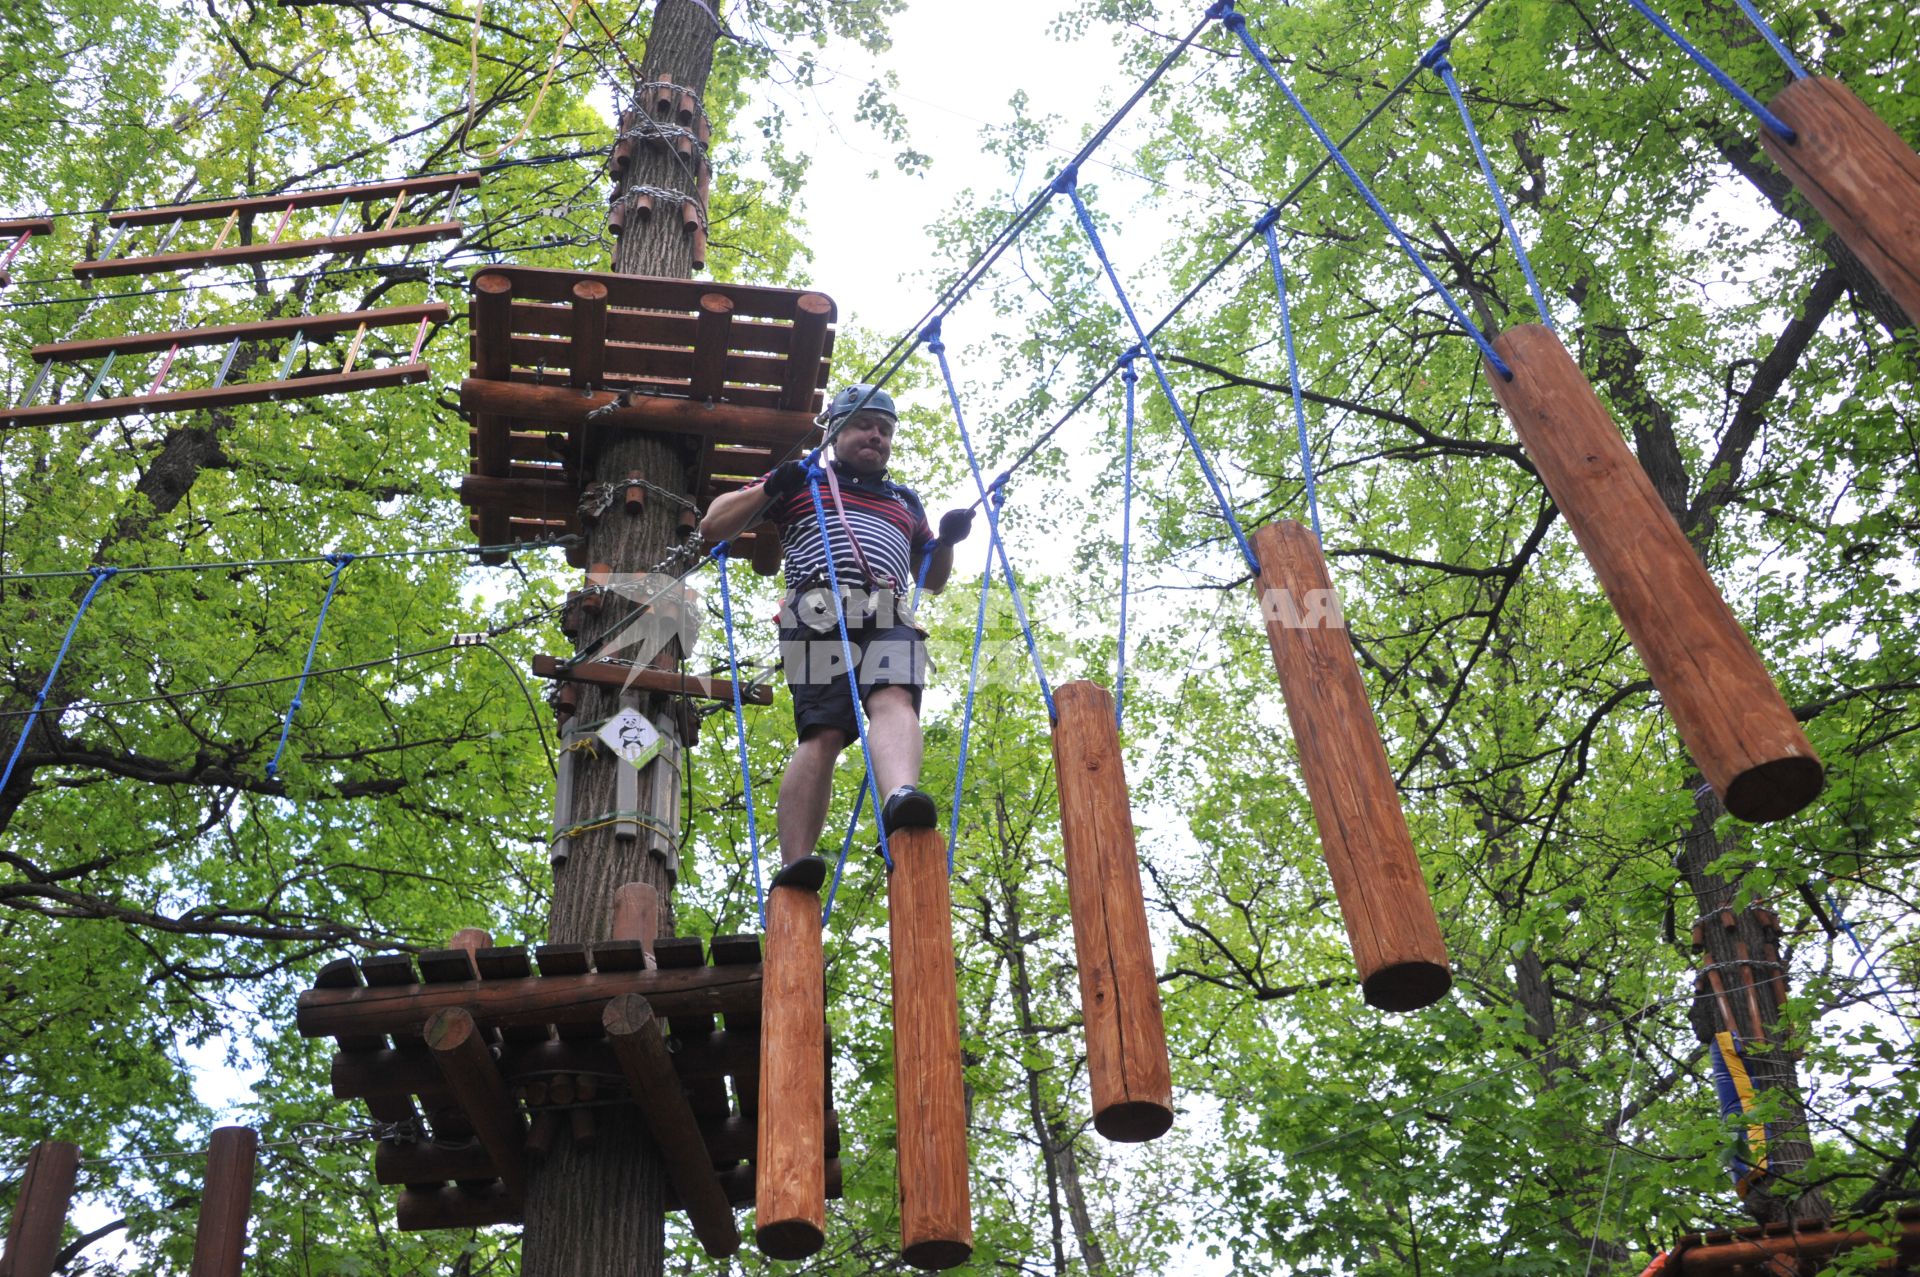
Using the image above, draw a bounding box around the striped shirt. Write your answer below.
[748,462,933,591]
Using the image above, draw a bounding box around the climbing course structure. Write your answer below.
[0,218,51,290]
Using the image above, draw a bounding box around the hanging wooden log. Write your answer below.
[188,1126,257,1277]
[424,1008,528,1201]
[0,1140,79,1277]
[603,994,741,1257]
[1484,325,1825,822]
[1049,679,1174,1141]
[887,826,972,1270]
[1761,77,1920,326]
[1251,520,1452,1012]
[755,872,827,1259]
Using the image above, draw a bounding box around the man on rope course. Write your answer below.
[700,383,974,888]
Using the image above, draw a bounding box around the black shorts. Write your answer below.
[780,621,927,742]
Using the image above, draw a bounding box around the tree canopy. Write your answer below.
[0,0,1915,1272]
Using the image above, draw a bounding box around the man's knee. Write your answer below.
[796,725,851,758]
[865,684,917,718]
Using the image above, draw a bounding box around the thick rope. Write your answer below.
[806,476,894,871]
[266,554,354,779]
[1731,0,1810,79]
[1618,0,1798,139]
[0,567,118,793]
[713,548,766,929]
[1057,175,1262,575]
[1829,891,1918,1048]
[1215,1,1514,379]
[946,519,999,876]
[1421,42,1554,330]
[1116,350,1138,729]
[1259,219,1325,542]
[923,320,1056,720]
[820,777,868,927]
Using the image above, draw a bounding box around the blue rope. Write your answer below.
[923,318,1057,720]
[807,475,894,872]
[1422,43,1555,330]
[946,520,999,876]
[0,566,118,794]
[1055,175,1263,574]
[1213,3,1514,379]
[1828,892,1918,1048]
[1116,350,1138,729]
[266,553,354,780]
[1260,221,1326,542]
[1731,0,1810,80]
[713,547,767,930]
[821,776,869,927]
[1618,0,1799,139]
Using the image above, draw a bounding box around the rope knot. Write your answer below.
[1206,0,1237,19]
[1252,205,1282,235]
[1219,8,1247,31]
[919,317,944,349]
[1419,37,1451,71]
[324,552,356,568]
[1049,164,1079,195]
[87,565,118,581]
[708,542,729,561]
[1117,347,1140,381]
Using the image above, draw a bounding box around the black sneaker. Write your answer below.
[770,854,827,893]
[880,785,938,833]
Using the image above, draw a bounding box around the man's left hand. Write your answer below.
[938,508,975,544]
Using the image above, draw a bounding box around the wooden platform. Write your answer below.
[457,266,832,562]
[295,933,839,1252]
[1667,1206,1919,1273]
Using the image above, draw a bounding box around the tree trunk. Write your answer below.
[520,4,720,1275]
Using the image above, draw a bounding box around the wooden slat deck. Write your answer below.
[458,266,832,576]
[298,936,839,1245]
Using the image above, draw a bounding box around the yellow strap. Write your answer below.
[1716,1031,1769,1171]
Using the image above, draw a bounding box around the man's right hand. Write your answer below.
[760,460,811,502]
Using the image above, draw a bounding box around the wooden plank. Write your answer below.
[529,653,773,706]
[1762,77,1920,326]
[394,1181,520,1232]
[1252,521,1452,1011]
[691,293,734,401]
[2,364,429,430]
[757,888,825,1259]
[476,947,552,1046]
[476,265,836,324]
[1484,326,1824,821]
[109,172,479,227]
[459,474,579,523]
[569,280,609,389]
[459,376,822,450]
[503,333,807,390]
[1049,679,1174,1140]
[0,218,54,236]
[73,222,462,279]
[534,943,591,976]
[32,303,451,363]
[780,293,834,411]
[188,1126,256,1277]
[505,299,832,356]
[887,826,973,1270]
[604,994,741,1257]
[376,1138,493,1186]
[296,963,762,1037]
[424,1008,528,1199]
[1,1141,79,1277]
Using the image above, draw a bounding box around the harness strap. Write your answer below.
[820,460,899,594]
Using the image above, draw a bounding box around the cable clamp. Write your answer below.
[450,632,488,646]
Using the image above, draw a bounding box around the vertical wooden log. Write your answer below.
[1485,325,1825,821]
[611,882,658,948]
[471,272,514,554]
[1252,520,1452,1012]
[754,879,826,1259]
[887,826,972,1270]
[690,293,733,403]
[188,1126,257,1277]
[603,994,741,1257]
[779,293,834,412]
[1,1140,79,1277]
[570,280,609,390]
[1761,77,1920,328]
[1049,680,1174,1141]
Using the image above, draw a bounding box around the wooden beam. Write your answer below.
[2,364,429,430]
[508,298,833,357]
[333,1028,757,1101]
[780,292,834,412]
[690,293,734,402]
[188,1126,257,1277]
[603,994,741,1257]
[1484,325,1824,822]
[458,377,822,452]
[1672,1213,1920,1273]
[73,222,462,279]
[503,332,806,390]
[0,218,54,236]
[394,1182,520,1232]
[1761,77,1920,326]
[887,827,973,1271]
[0,1141,79,1277]
[296,963,762,1038]
[569,280,609,389]
[1049,680,1175,1140]
[425,1008,529,1199]
[530,653,774,706]
[1251,522,1453,1012]
[459,474,581,526]
[756,881,826,1259]
[473,264,836,323]
[108,172,480,227]
[32,303,452,363]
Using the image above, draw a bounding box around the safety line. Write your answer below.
[0,567,118,792]
[1620,0,1798,139]
[1115,350,1138,728]
[713,549,767,930]
[266,554,356,779]
[1260,222,1324,541]
[945,545,997,876]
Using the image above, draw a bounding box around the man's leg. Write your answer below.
[776,727,849,866]
[864,685,923,796]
